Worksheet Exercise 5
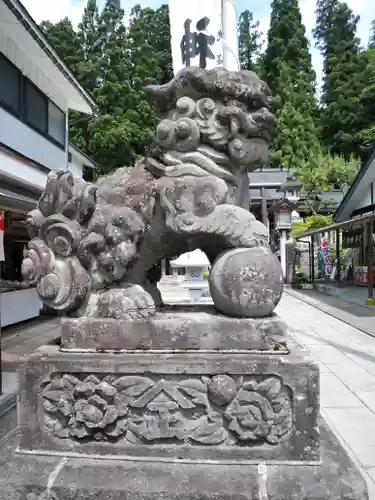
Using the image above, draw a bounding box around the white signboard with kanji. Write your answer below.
[169,0,224,74]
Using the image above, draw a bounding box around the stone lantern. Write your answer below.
[278,172,303,202]
[269,198,296,278]
[170,249,210,304]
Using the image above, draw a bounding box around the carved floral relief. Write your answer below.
[42,373,293,446]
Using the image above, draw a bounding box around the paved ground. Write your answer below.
[1,315,60,370]
[1,294,375,497]
[278,291,375,498]
[287,287,375,338]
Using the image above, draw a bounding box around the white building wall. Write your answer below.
[0,107,66,175]
[0,149,47,191]
[356,184,374,210]
[0,18,68,111]
[68,155,84,178]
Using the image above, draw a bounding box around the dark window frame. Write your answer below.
[24,77,49,135]
[0,52,66,150]
[0,53,22,116]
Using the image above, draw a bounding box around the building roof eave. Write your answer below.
[4,0,98,114]
[334,145,375,223]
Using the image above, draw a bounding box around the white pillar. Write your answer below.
[222,0,240,71]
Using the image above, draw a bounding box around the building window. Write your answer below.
[24,79,48,135]
[48,101,66,146]
[0,53,67,148]
[0,54,21,115]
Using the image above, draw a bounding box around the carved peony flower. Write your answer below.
[224,376,293,444]
[42,374,128,440]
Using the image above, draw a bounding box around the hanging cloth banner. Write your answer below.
[168,0,224,74]
[0,209,4,262]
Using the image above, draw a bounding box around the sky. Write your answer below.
[22,0,374,85]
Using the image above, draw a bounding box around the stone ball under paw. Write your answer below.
[209,247,284,318]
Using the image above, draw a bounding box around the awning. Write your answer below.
[0,186,38,212]
[296,211,375,239]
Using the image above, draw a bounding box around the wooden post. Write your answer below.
[310,235,315,283]
[336,228,341,286]
[260,187,269,230]
[367,221,374,299]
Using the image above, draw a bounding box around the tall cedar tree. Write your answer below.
[238,10,263,73]
[87,0,141,171]
[263,0,318,169]
[358,47,375,156]
[124,5,172,157]
[314,0,367,159]
[71,0,102,152]
[41,1,172,173]
[270,63,321,171]
[369,19,375,49]
[263,0,316,106]
[40,18,82,73]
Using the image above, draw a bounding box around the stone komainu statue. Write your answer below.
[21,67,284,319]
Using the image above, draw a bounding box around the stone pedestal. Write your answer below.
[0,307,368,499]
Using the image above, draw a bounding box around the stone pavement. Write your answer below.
[286,287,375,338]
[2,296,375,497]
[278,291,375,499]
[1,315,60,370]
[0,315,60,416]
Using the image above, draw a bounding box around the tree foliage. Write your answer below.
[238,10,263,73]
[263,0,316,103]
[40,0,371,203]
[292,215,333,238]
[41,1,171,174]
[358,47,375,156]
[314,0,368,159]
[296,150,360,213]
[263,0,319,176]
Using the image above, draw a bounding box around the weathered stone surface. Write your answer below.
[60,305,288,351]
[209,247,284,317]
[21,66,282,320]
[17,343,319,462]
[0,420,367,500]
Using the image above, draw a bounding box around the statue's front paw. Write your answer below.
[98,285,156,320]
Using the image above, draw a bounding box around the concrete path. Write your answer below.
[2,297,375,496]
[1,316,60,370]
[278,291,375,498]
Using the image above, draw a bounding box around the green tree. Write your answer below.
[270,64,321,170]
[358,48,375,157]
[314,0,367,158]
[238,10,263,72]
[76,0,101,92]
[86,0,138,172]
[368,19,375,48]
[40,18,82,73]
[296,150,360,213]
[263,0,317,104]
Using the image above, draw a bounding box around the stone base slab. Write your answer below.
[60,306,287,351]
[18,343,319,462]
[0,420,367,500]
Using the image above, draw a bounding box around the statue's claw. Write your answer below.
[97,285,156,320]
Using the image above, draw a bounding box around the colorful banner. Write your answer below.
[0,209,4,262]
[168,0,224,74]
